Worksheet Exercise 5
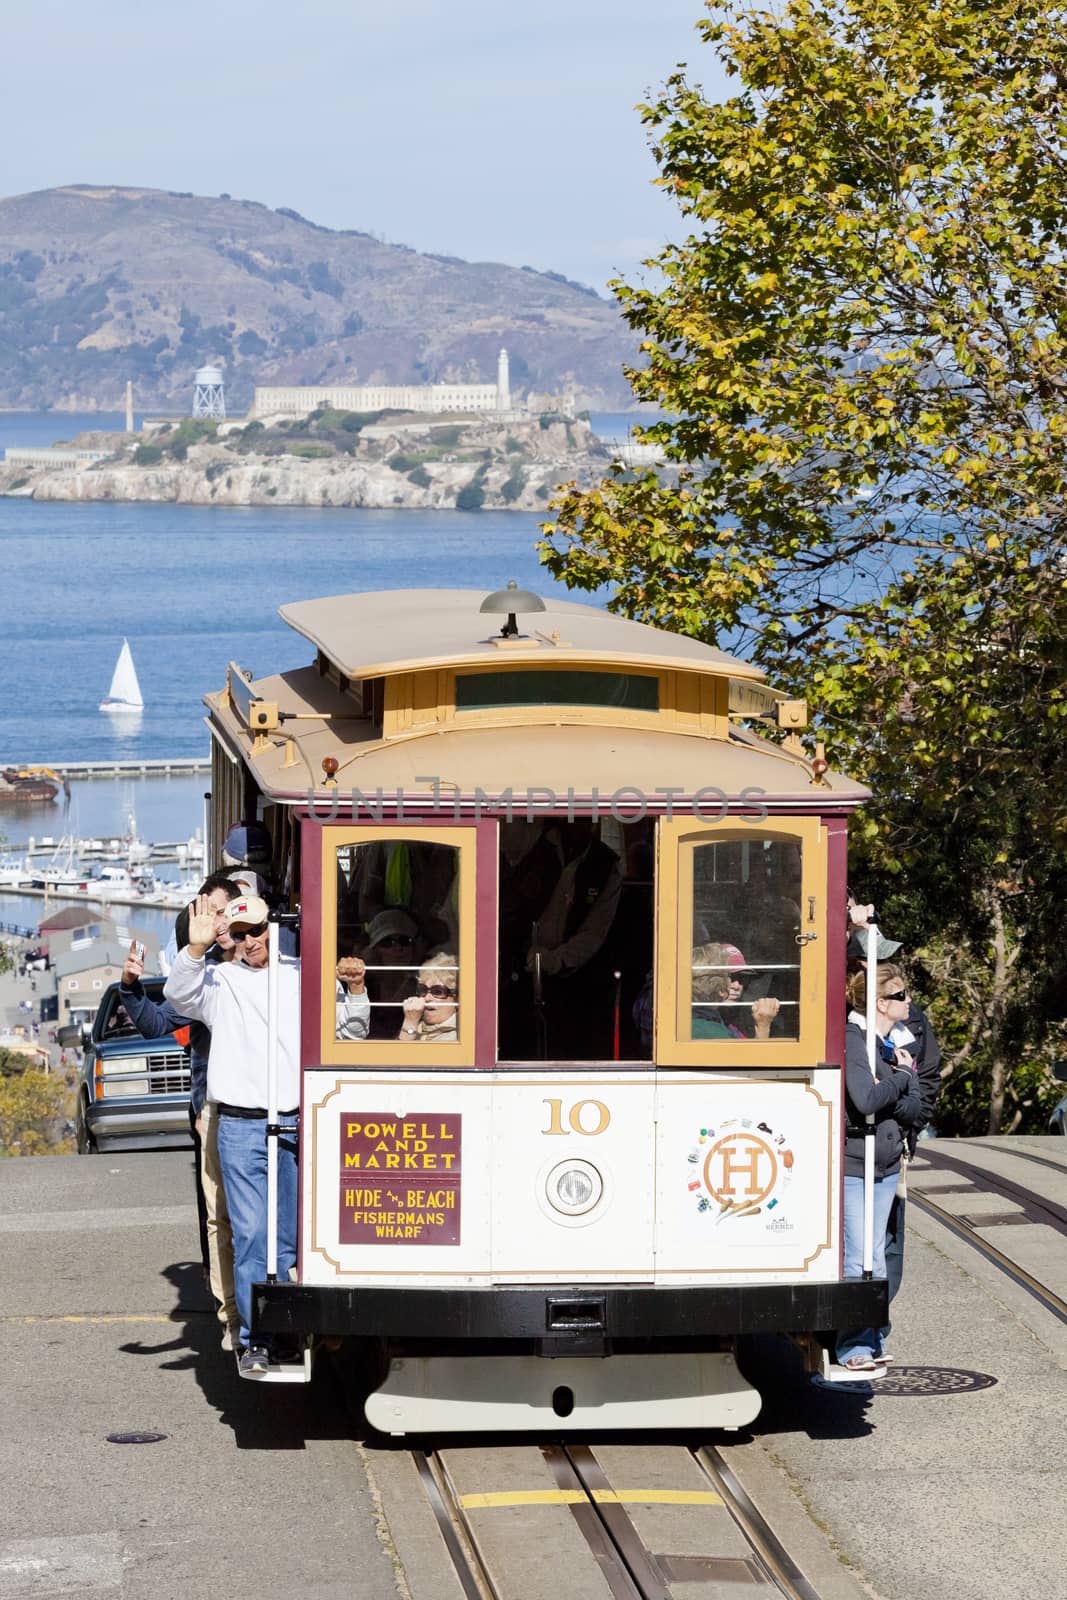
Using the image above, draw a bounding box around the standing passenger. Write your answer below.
[846,902,942,1304]
[836,965,924,1372]
[119,873,243,1350]
[166,893,301,1375]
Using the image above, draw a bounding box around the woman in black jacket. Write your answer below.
[836,964,924,1371]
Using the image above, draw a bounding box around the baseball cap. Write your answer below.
[222,822,273,868]
[366,908,419,947]
[223,895,270,931]
[720,943,748,969]
[848,930,903,962]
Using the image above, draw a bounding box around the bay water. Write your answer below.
[0,410,622,938]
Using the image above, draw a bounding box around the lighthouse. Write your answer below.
[496,348,511,414]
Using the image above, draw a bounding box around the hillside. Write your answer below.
[0,186,637,412]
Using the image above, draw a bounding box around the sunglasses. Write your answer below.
[377,934,414,948]
[416,983,456,1000]
[883,988,908,1002]
[232,922,268,940]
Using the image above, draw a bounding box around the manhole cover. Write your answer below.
[873,1366,997,1396]
[105,1432,168,1444]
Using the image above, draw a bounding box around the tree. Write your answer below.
[540,0,1067,1132]
[0,1070,71,1156]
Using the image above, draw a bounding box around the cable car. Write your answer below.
[204,582,885,1429]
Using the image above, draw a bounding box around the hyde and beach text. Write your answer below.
[339,1114,462,1245]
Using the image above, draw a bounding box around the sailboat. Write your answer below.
[99,639,144,713]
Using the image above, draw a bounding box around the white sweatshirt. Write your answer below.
[335,982,371,1041]
[165,948,302,1110]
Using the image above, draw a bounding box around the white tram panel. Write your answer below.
[488,1073,655,1281]
[301,1073,492,1286]
[653,1069,842,1283]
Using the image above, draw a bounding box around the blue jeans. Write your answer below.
[836,1171,898,1364]
[885,1192,905,1303]
[216,1114,298,1349]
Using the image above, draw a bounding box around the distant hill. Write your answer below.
[0,185,637,413]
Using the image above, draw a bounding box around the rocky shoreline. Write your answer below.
[0,413,615,512]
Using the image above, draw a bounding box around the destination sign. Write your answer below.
[338,1113,462,1245]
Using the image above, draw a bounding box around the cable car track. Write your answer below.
[910,1146,1067,1327]
[961,1141,1067,1181]
[412,1441,825,1600]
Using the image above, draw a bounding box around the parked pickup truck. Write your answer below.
[74,979,192,1154]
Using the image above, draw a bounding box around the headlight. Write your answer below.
[546,1159,603,1216]
[96,1055,149,1099]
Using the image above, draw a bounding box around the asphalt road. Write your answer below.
[0,1152,397,1600]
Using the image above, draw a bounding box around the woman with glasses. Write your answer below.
[836,963,924,1372]
[397,951,459,1042]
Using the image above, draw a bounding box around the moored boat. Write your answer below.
[0,854,33,887]
[0,766,60,802]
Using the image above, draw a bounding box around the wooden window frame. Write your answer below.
[316,823,479,1067]
[654,817,828,1068]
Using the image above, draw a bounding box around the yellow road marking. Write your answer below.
[459,1489,724,1509]
[1,1315,177,1325]
[460,1491,587,1508]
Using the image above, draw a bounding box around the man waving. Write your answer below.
[165,892,300,1376]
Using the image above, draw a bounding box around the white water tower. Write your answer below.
[192,365,226,419]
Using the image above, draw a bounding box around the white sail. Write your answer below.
[99,638,144,712]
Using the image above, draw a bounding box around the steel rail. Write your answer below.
[963,1142,1067,1181]
[907,1191,1067,1327]
[541,1444,651,1600]
[692,1446,824,1600]
[410,1438,827,1599]
[412,1450,498,1600]
[914,1146,1067,1231]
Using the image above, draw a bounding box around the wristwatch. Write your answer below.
[402,1026,418,1037]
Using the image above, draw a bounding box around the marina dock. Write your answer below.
[38,757,209,779]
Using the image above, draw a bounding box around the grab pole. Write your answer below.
[863,923,879,1278]
[266,913,280,1281]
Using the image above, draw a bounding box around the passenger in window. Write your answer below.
[690,943,780,1040]
[397,952,459,1042]
[334,956,371,1041]
[343,842,456,951]
[356,907,422,1039]
[690,950,734,1039]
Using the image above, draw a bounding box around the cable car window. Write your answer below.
[455,669,658,712]
[687,837,802,1043]
[334,840,459,1042]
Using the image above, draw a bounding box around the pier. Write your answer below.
[27,757,210,779]
[5,883,186,912]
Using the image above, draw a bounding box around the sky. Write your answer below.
[1,0,728,293]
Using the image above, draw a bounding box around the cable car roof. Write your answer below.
[279,589,765,682]
[207,664,869,806]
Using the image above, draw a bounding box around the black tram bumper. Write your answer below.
[254,1279,887,1345]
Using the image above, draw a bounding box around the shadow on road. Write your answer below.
[116,1260,360,1450]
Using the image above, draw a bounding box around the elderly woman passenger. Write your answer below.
[398,951,459,1042]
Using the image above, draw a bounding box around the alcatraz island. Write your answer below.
[0,354,641,513]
